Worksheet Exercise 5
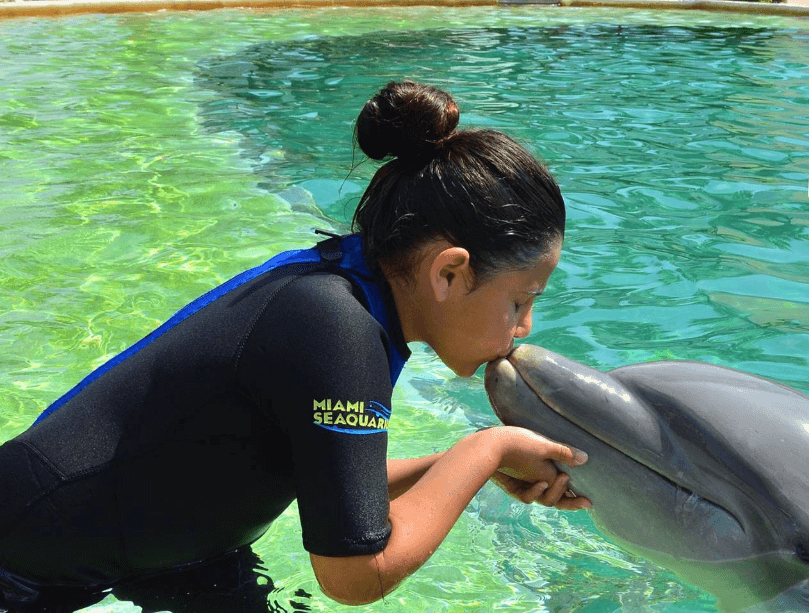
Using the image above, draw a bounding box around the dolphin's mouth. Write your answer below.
[487,352,700,496]
[485,354,747,554]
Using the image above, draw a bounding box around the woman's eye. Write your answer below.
[515,296,536,313]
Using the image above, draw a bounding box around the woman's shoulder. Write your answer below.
[277,271,361,307]
[267,271,378,331]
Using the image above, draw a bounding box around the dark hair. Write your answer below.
[352,81,565,288]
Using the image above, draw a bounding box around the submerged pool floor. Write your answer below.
[0,6,807,613]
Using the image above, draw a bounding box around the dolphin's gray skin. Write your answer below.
[484,345,809,613]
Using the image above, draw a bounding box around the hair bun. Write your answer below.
[356,81,460,161]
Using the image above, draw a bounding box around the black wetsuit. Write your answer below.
[0,234,410,600]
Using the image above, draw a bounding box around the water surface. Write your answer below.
[0,6,807,612]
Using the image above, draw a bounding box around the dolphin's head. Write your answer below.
[485,344,809,612]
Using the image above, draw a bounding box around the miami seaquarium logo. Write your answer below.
[312,399,391,434]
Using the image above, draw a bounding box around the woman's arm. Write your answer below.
[387,454,444,500]
[310,426,588,605]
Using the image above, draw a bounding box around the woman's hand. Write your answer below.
[491,469,591,509]
[488,426,592,510]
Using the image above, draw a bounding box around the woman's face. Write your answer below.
[425,243,561,377]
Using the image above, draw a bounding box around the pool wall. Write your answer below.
[2,0,809,18]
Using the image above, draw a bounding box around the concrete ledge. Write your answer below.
[0,0,495,19]
[1,0,807,19]
[554,0,809,16]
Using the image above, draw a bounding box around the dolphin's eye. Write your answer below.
[796,543,809,564]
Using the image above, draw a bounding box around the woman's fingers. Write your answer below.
[542,439,588,468]
[491,470,591,509]
[555,494,593,510]
[538,472,593,509]
[538,472,570,506]
[521,479,550,504]
[491,471,546,504]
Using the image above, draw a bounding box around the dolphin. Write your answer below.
[484,344,809,613]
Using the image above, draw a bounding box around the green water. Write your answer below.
[1,6,808,612]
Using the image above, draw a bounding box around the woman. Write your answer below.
[0,81,589,609]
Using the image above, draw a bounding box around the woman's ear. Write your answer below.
[428,246,471,302]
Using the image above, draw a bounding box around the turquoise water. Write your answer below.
[1,6,808,612]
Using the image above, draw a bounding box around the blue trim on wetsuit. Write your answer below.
[33,233,405,425]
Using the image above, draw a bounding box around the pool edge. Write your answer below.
[0,0,495,19]
[1,0,808,18]
[558,0,809,15]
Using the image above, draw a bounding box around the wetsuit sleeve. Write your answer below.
[236,273,395,557]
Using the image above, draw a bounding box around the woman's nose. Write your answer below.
[514,309,533,339]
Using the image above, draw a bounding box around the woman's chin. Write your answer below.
[453,361,484,378]
[436,351,486,378]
